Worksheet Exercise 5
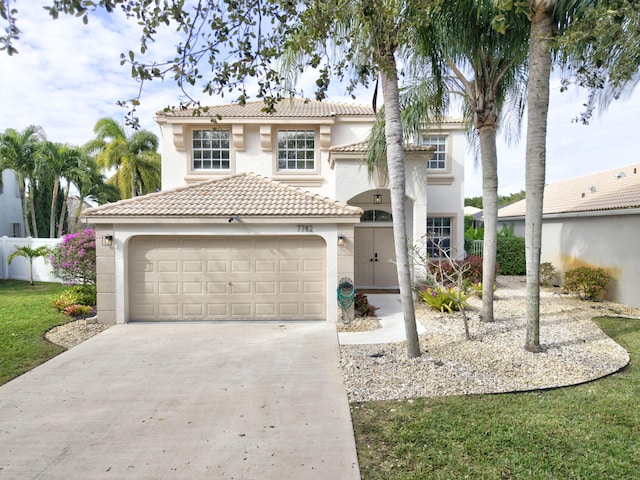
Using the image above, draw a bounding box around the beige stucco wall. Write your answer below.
[156,116,372,195]
[499,212,640,309]
[540,213,640,309]
[94,224,116,324]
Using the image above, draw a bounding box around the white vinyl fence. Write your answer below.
[0,237,62,283]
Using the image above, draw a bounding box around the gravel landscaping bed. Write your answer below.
[341,276,640,402]
[46,317,111,349]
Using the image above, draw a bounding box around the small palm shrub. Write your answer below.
[418,286,469,313]
[564,266,612,301]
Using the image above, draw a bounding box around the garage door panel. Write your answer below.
[231,259,251,273]
[207,282,228,294]
[182,282,203,294]
[158,282,179,295]
[158,261,179,273]
[207,260,227,273]
[129,236,326,321]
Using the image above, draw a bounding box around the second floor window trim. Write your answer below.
[421,134,447,170]
[192,129,231,170]
[277,129,316,171]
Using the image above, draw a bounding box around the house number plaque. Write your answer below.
[297,225,313,232]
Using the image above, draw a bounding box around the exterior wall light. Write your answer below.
[337,235,346,247]
[373,193,382,204]
[102,235,113,247]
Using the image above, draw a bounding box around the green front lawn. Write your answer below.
[352,316,640,479]
[0,280,69,385]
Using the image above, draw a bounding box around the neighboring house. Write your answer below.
[0,169,25,237]
[83,99,466,324]
[498,163,640,309]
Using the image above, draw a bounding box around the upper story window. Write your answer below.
[421,135,447,170]
[192,129,230,170]
[277,130,315,171]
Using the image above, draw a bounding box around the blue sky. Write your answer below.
[1,2,639,198]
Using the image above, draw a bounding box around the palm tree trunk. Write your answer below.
[18,175,31,237]
[50,178,59,238]
[380,57,421,358]
[28,181,38,238]
[478,124,498,322]
[524,3,553,353]
[57,183,70,237]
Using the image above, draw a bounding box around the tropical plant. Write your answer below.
[36,141,84,237]
[7,245,51,285]
[49,229,96,285]
[85,117,160,199]
[0,125,45,237]
[406,0,529,323]
[520,0,594,352]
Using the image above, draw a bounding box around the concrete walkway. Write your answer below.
[339,294,425,345]
[0,322,360,480]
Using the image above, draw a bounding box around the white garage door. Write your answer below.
[128,236,326,321]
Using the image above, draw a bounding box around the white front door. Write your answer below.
[354,227,398,288]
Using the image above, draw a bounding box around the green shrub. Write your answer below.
[564,266,612,301]
[63,304,93,317]
[496,228,526,275]
[418,286,469,313]
[51,285,97,312]
[540,262,558,286]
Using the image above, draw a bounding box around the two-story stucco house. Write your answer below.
[83,99,466,324]
[0,169,25,237]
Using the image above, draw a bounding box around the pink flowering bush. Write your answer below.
[50,229,97,285]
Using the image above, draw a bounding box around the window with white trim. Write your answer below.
[277,130,315,171]
[426,216,451,257]
[192,129,231,170]
[421,135,447,170]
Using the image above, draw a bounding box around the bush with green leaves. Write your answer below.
[50,229,96,285]
[417,286,469,313]
[564,266,612,301]
[51,285,97,312]
[496,227,526,275]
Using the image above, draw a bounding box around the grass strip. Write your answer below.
[352,316,640,479]
[0,280,69,385]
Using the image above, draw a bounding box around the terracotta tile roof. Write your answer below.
[157,98,374,119]
[330,142,436,153]
[498,163,640,218]
[82,173,362,218]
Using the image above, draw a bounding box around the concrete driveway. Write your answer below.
[0,322,360,479]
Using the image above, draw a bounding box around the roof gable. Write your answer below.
[82,173,363,219]
[498,163,640,218]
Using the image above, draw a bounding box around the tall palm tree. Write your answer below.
[523,0,594,352]
[0,125,45,237]
[56,147,95,237]
[407,0,530,323]
[70,154,120,232]
[37,141,81,238]
[284,0,427,357]
[85,117,161,199]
